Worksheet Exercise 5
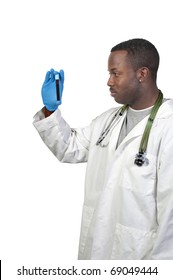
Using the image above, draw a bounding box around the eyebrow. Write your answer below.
[108,68,118,72]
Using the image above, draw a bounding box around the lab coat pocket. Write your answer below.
[78,205,94,258]
[111,223,156,259]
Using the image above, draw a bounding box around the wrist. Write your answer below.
[43,107,55,118]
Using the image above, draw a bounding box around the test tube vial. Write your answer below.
[55,73,60,100]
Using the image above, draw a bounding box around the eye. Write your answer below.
[113,72,119,77]
[109,72,119,77]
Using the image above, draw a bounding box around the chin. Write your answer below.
[113,97,124,105]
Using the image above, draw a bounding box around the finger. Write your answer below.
[50,68,55,82]
[59,69,64,83]
[44,71,51,83]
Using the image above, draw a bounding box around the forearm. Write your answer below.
[33,109,90,163]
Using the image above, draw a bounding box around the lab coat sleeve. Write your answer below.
[33,108,91,163]
[150,120,173,259]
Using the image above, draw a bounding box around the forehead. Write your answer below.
[108,50,130,70]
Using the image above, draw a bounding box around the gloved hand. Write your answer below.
[41,68,64,111]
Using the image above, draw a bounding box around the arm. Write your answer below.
[33,68,92,163]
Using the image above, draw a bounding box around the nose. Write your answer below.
[107,74,114,87]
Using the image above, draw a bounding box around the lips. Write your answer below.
[109,88,117,97]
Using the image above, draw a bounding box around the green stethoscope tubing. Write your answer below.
[138,90,163,154]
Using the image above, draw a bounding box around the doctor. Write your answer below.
[33,38,173,259]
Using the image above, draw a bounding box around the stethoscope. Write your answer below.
[96,90,163,166]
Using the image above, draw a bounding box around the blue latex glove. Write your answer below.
[41,68,64,111]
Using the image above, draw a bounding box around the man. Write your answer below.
[33,38,173,259]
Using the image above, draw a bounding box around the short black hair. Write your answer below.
[111,38,160,80]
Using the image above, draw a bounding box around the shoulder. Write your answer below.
[92,107,121,123]
[155,99,173,136]
[88,107,121,134]
[156,99,173,121]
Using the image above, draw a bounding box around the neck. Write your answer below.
[130,88,160,110]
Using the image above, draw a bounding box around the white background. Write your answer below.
[0,0,173,279]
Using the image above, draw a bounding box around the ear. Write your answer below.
[136,67,149,82]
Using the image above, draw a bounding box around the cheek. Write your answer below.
[117,78,131,91]
[122,75,138,91]
[118,79,138,99]
[115,72,138,91]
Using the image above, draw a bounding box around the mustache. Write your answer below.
[109,87,116,92]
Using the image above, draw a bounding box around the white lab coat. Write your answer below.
[33,100,173,260]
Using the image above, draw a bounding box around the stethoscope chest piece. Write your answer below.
[134,152,149,166]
